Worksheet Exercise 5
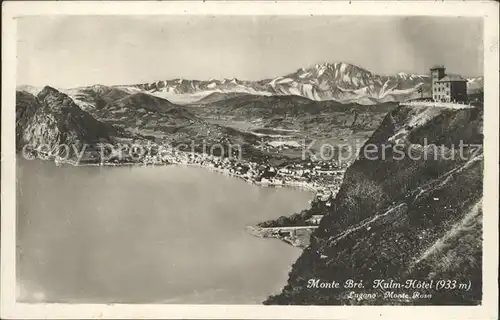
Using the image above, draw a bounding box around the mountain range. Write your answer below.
[18,62,483,106]
[128,62,483,105]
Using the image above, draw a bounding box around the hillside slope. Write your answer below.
[87,92,198,135]
[72,89,260,152]
[265,104,483,305]
[189,94,397,136]
[62,84,132,111]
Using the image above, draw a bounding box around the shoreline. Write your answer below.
[26,151,330,249]
[48,154,325,194]
[245,225,314,249]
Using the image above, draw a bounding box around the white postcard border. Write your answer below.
[2,1,498,319]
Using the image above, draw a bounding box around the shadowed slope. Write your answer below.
[265,105,483,305]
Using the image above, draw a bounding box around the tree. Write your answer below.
[417,86,424,99]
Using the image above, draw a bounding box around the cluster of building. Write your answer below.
[84,140,347,199]
[253,160,346,196]
[305,214,325,225]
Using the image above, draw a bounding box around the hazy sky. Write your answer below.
[17,15,483,88]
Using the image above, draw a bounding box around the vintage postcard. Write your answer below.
[1,1,499,319]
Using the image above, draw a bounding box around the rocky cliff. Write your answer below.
[16,86,117,152]
[15,91,40,147]
[265,104,483,305]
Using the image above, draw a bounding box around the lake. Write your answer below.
[16,157,312,304]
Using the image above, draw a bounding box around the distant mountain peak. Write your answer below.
[40,85,59,94]
[37,87,61,102]
[16,88,115,149]
[124,61,482,105]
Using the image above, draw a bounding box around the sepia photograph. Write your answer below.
[2,1,499,319]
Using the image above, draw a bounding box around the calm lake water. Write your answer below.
[16,158,312,304]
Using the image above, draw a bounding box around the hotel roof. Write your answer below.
[430,65,445,70]
[437,75,467,82]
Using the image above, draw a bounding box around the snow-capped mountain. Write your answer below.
[125,62,467,105]
[264,62,432,104]
[466,77,484,94]
[16,84,44,96]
